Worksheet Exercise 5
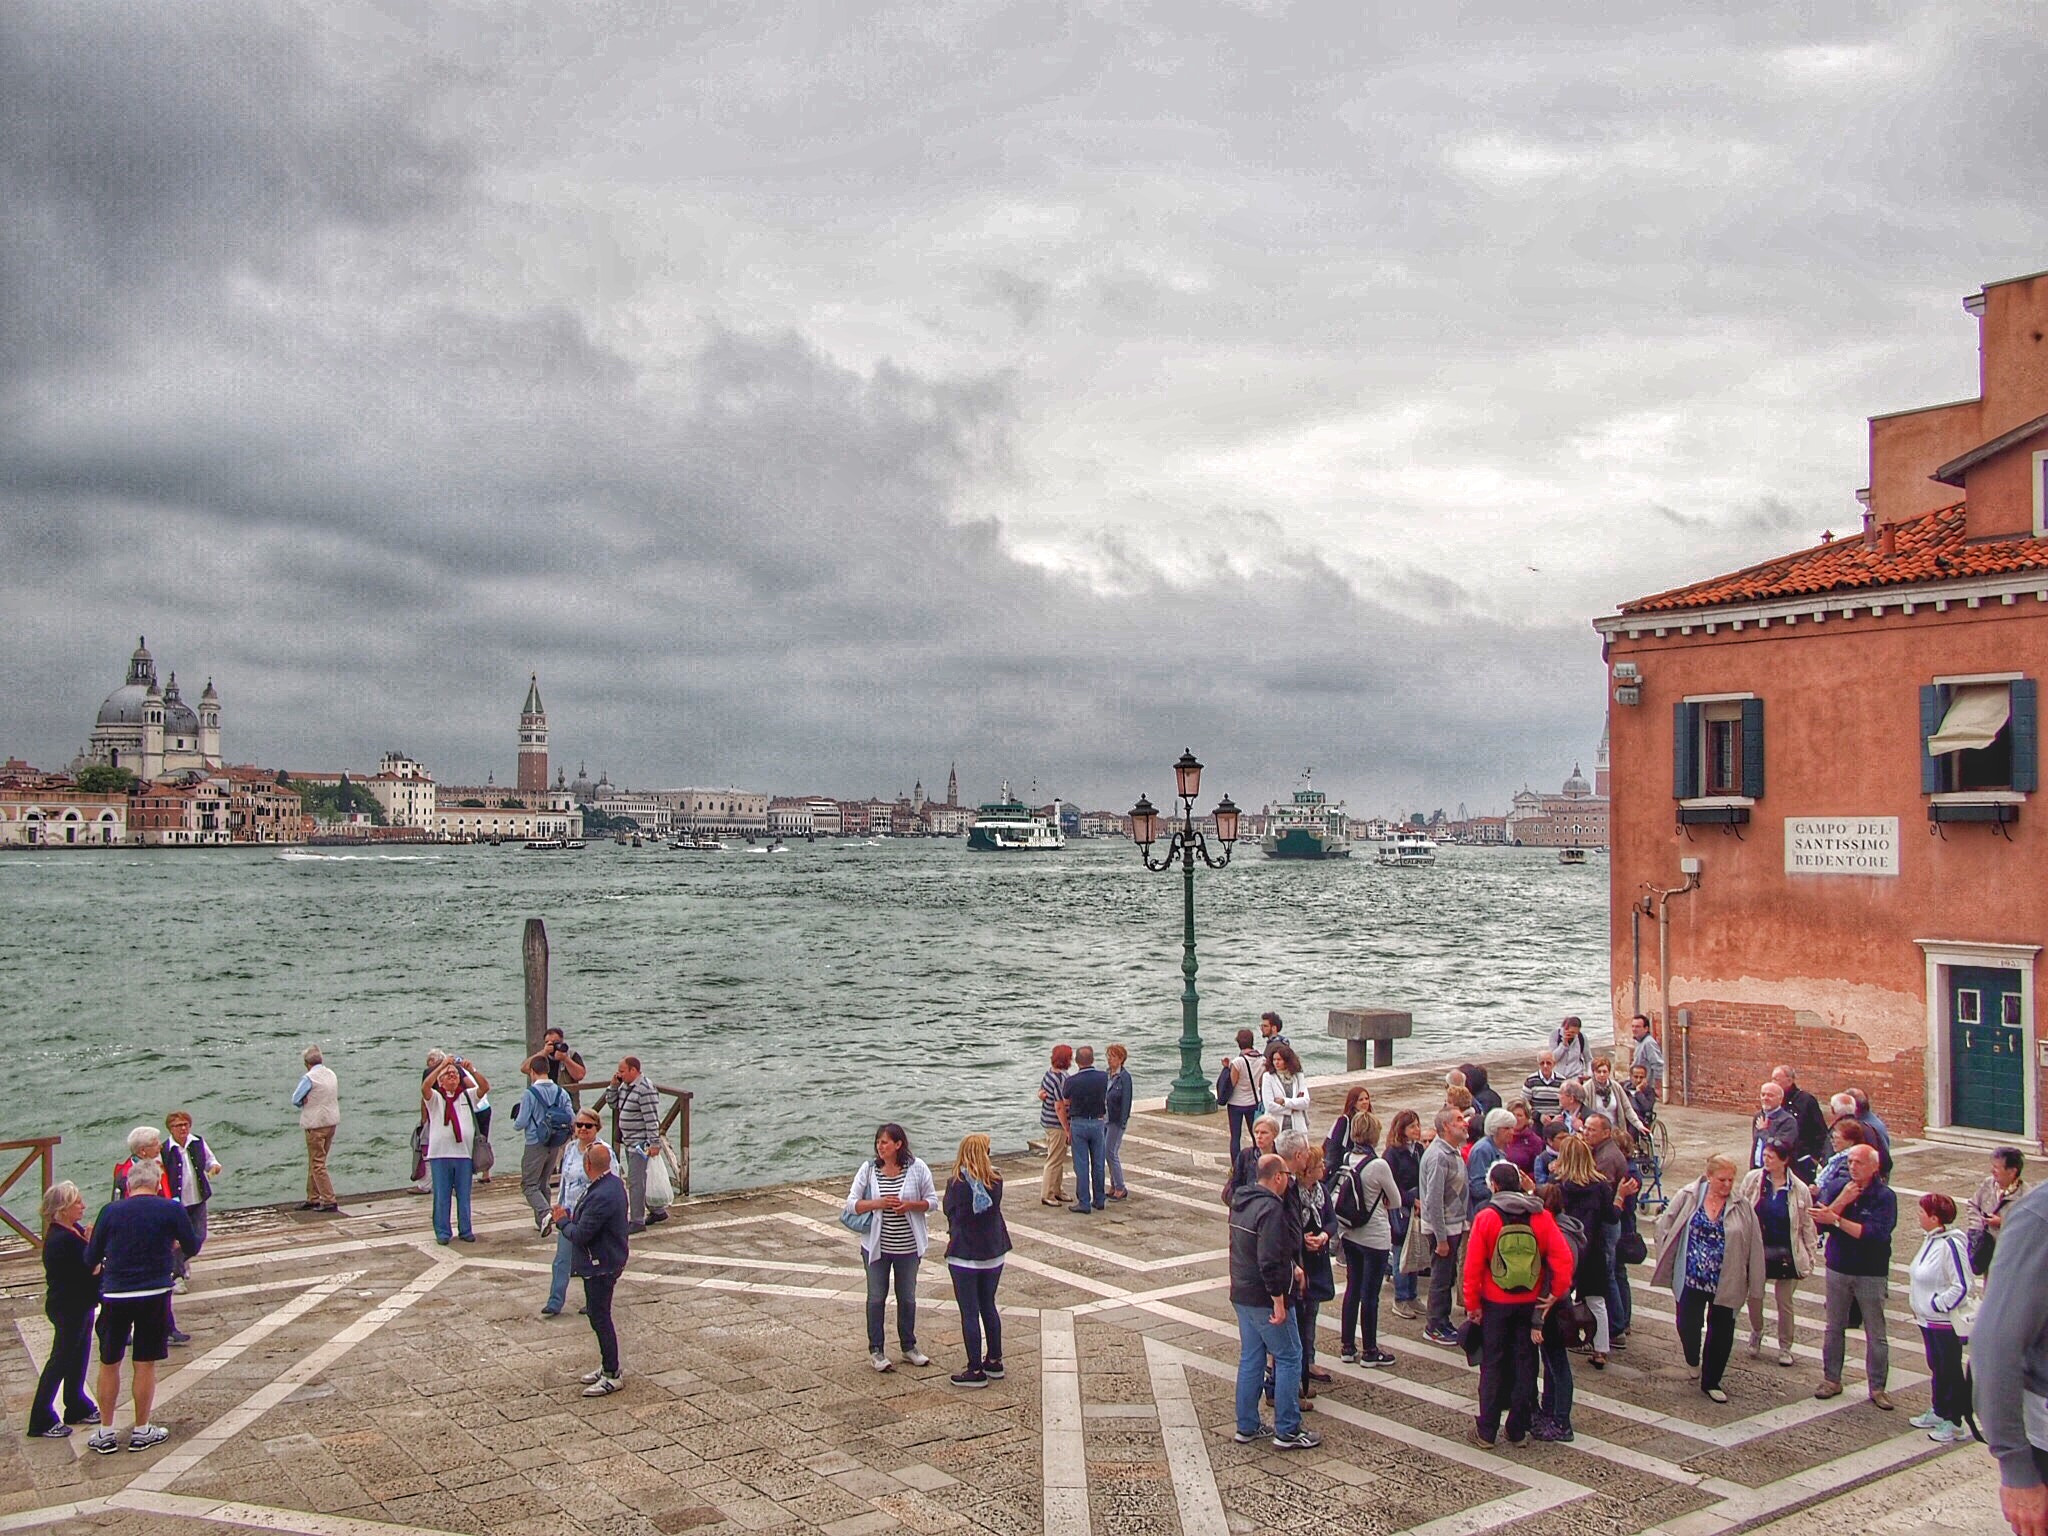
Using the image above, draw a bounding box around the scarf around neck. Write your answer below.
[435,1087,468,1142]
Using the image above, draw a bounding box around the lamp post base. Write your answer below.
[1165,1083,1221,1115]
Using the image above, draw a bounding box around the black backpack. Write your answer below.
[1331,1155,1384,1229]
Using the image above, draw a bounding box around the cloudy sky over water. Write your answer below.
[5,2,2046,813]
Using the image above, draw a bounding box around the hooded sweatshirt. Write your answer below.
[1462,1189,1575,1314]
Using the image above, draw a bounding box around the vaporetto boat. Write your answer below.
[1259,769,1351,859]
[1376,831,1438,866]
[965,784,1066,851]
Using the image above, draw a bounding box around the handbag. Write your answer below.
[1398,1207,1434,1276]
[469,1127,495,1176]
[840,1161,876,1235]
[408,1122,427,1184]
[1968,1225,1996,1277]
[1214,1060,1236,1106]
[1615,1227,1648,1267]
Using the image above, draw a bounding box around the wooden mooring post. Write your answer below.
[523,917,549,1057]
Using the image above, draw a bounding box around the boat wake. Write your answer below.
[277,851,440,863]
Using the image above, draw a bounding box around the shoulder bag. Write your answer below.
[840,1161,876,1235]
[1398,1202,1433,1275]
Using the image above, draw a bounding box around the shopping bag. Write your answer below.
[645,1140,675,1209]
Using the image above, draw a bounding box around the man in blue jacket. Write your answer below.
[561,1142,630,1396]
[83,1167,201,1453]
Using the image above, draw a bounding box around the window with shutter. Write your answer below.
[1676,694,1758,822]
[1924,677,2035,795]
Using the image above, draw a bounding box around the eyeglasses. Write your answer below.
[574,1121,600,1131]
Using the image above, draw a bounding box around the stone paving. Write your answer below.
[0,1053,2017,1536]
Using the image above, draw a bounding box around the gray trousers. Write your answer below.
[520,1141,562,1220]
[624,1147,649,1224]
[1426,1230,1466,1332]
[173,1201,208,1279]
[1822,1268,1890,1390]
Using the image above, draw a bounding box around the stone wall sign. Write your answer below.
[1784,816,1900,876]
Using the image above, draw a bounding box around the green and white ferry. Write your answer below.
[1259,770,1351,860]
[965,784,1066,851]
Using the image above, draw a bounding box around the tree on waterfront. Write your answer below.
[75,765,137,795]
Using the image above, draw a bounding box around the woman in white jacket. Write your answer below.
[1261,1044,1312,1136]
[844,1123,937,1374]
[1737,1144,1819,1366]
[1907,1191,1975,1444]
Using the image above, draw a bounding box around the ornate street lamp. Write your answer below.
[1129,750,1240,1114]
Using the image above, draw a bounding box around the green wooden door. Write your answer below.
[1949,965,2025,1135]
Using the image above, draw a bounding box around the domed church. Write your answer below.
[78,638,223,780]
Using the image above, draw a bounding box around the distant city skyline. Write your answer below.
[8,7,2041,813]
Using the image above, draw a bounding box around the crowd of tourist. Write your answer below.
[24,1009,2048,1536]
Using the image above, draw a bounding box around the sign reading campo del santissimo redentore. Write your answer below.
[1783,817,1900,876]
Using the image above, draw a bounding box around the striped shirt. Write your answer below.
[874,1169,917,1255]
[1039,1069,1066,1128]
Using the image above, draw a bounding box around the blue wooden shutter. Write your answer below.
[2011,678,2039,794]
[1920,685,1945,795]
[1739,697,1765,799]
[1673,702,1700,799]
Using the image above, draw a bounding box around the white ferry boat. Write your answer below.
[1259,769,1350,860]
[965,784,1066,851]
[1558,846,1589,866]
[1376,831,1438,866]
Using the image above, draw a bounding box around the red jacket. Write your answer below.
[1461,1195,1576,1313]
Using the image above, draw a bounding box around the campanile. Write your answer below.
[518,674,549,796]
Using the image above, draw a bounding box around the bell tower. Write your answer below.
[518,674,549,797]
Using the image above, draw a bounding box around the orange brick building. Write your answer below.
[1595,269,2048,1144]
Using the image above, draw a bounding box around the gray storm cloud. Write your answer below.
[5,1,2043,811]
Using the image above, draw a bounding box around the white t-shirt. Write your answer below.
[424,1090,478,1160]
[172,1134,204,1206]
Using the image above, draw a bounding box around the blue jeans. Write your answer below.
[1604,1217,1631,1334]
[1227,1104,1259,1158]
[949,1263,1004,1369]
[1389,1206,1418,1302]
[1105,1123,1127,1193]
[547,1230,575,1312]
[1069,1119,1108,1210]
[1234,1302,1302,1439]
[428,1157,473,1242]
[866,1254,920,1354]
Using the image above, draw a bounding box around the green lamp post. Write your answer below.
[1129,750,1241,1115]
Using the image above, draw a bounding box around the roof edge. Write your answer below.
[1931,410,2048,487]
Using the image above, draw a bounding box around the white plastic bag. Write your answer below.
[645,1139,675,1210]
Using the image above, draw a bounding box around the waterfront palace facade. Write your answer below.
[1597,267,2048,1144]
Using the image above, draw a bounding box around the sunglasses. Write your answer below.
[574,1121,600,1131]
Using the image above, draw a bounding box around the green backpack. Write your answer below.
[1489,1210,1543,1293]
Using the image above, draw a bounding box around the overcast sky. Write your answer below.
[5,1,2044,814]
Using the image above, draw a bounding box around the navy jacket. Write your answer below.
[84,1194,200,1296]
[1817,1166,1897,1276]
[942,1175,1012,1263]
[44,1222,99,1320]
[563,1171,630,1278]
[1228,1182,1300,1308]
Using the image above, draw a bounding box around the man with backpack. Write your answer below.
[515,1055,577,1236]
[1462,1160,1576,1448]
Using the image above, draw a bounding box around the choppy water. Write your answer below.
[0,839,1605,1208]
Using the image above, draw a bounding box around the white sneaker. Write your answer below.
[174,1277,188,1295]
[902,1349,932,1368]
[870,1352,894,1372]
[1927,1420,1966,1444]
[1909,1409,1943,1429]
[582,1376,621,1397]
[579,1367,607,1385]
[1746,1334,1761,1358]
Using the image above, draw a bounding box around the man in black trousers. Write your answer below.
[561,1143,630,1396]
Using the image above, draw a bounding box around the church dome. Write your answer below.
[96,683,154,726]
[1561,763,1591,798]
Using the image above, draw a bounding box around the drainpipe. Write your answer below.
[1646,864,1702,1103]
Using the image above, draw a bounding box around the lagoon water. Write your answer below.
[0,839,1606,1209]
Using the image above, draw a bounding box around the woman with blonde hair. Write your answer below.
[942,1134,1011,1389]
[1737,1141,1818,1366]
[1652,1153,1766,1403]
[1551,1135,1617,1367]
[26,1182,99,1438]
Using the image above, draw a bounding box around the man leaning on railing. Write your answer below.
[596,1057,662,1231]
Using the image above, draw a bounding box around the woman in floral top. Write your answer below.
[1651,1154,1765,1404]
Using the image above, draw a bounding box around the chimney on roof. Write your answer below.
[1879,521,1897,557]
[1861,508,1878,549]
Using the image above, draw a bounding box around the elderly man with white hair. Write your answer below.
[1751,1082,1797,1170]
[292,1044,341,1212]
[1812,1142,1899,1410]
[84,1164,201,1453]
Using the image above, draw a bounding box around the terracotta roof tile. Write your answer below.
[1618,502,2048,614]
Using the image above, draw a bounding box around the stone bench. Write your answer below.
[1327,1007,1413,1071]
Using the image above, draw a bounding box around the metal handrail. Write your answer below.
[0,1136,61,1249]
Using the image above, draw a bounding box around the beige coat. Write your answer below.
[1737,1167,1821,1278]
[1651,1179,1767,1310]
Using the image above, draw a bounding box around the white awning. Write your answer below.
[1928,683,2011,755]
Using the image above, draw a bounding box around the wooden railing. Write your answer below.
[567,1085,692,1197]
[0,1136,61,1248]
